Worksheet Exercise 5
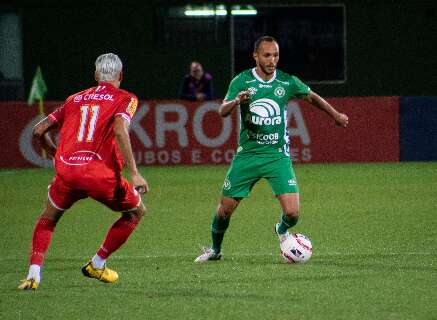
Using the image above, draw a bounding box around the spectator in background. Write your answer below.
[179,61,213,101]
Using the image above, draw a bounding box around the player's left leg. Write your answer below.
[276,193,300,240]
[18,200,64,290]
[264,157,300,241]
[19,173,87,289]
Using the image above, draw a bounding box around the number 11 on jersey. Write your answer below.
[78,105,99,142]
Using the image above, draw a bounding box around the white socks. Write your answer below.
[25,257,105,283]
[27,264,41,283]
[91,254,106,269]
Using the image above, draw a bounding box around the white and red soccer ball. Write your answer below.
[280,233,313,263]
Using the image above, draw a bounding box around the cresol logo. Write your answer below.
[246,98,281,125]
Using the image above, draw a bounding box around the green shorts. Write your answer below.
[222,154,299,198]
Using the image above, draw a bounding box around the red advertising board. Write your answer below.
[0,97,399,168]
[289,96,399,162]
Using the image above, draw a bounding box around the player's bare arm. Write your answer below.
[304,91,349,127]
[33,117,57,158]
[218,90,250,117]
[113,116,149,194]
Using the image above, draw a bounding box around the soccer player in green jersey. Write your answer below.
[195,36,349,262]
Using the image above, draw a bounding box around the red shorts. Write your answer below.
[48,162,141,212]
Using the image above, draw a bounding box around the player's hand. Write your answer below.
[44,145,57,158]
[236,91,250,104]
[132,174,149,194]
[196,93,206,101]
[334,113,349,128]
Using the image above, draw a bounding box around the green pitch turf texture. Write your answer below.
[1,162,436,320]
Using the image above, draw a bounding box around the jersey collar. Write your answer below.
[252,68,277,84]
[98,81,116,89]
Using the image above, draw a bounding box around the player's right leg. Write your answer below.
[195,196,240,263]
[82,202,145,283]
[18,199,64,290]
[83,178,145,283]
[195,155,259,263]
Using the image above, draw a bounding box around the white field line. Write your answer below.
[109,251,437,259]
[0,170,21,176]
[3,251,436,261]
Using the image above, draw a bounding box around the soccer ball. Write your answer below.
[280,233,312,263]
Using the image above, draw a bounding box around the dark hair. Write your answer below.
[254,36,278,52]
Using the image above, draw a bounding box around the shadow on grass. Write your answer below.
[313,253,437,273]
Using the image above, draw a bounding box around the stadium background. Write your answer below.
[0,0,436,165]
[0,0,436,100]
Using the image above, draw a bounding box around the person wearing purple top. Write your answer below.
[179,61,214,101]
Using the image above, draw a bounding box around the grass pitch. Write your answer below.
[0,162,436,320]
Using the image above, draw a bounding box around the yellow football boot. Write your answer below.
[81,261,118,283]
[18,279,39,290]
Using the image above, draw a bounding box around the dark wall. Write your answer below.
[342,0,437,97]
[19,2,230,100]
[6,0,437,100]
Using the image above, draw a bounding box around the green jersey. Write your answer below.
[225,68,310,157]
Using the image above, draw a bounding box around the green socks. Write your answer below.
[209,213,297,252]
[277,213,299,234]
[211,215,230,253]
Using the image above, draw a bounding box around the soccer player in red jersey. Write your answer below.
[18,53,149,290]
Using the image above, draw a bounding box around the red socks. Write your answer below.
[96,214,140,259]
[30,217,56,266]
[28,214,140,266]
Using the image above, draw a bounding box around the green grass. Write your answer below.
[1,162,436,320]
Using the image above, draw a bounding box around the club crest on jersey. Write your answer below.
[126,97,138,117]
[247,98,281,126]
[274,86,285,98]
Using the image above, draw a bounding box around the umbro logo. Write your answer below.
[248,87,257,95]
[288,179,297,186]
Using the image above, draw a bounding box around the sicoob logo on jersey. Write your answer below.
[126,97,138,118]
[246,98,281,125]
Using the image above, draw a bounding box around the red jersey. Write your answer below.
[49,82,138,173]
